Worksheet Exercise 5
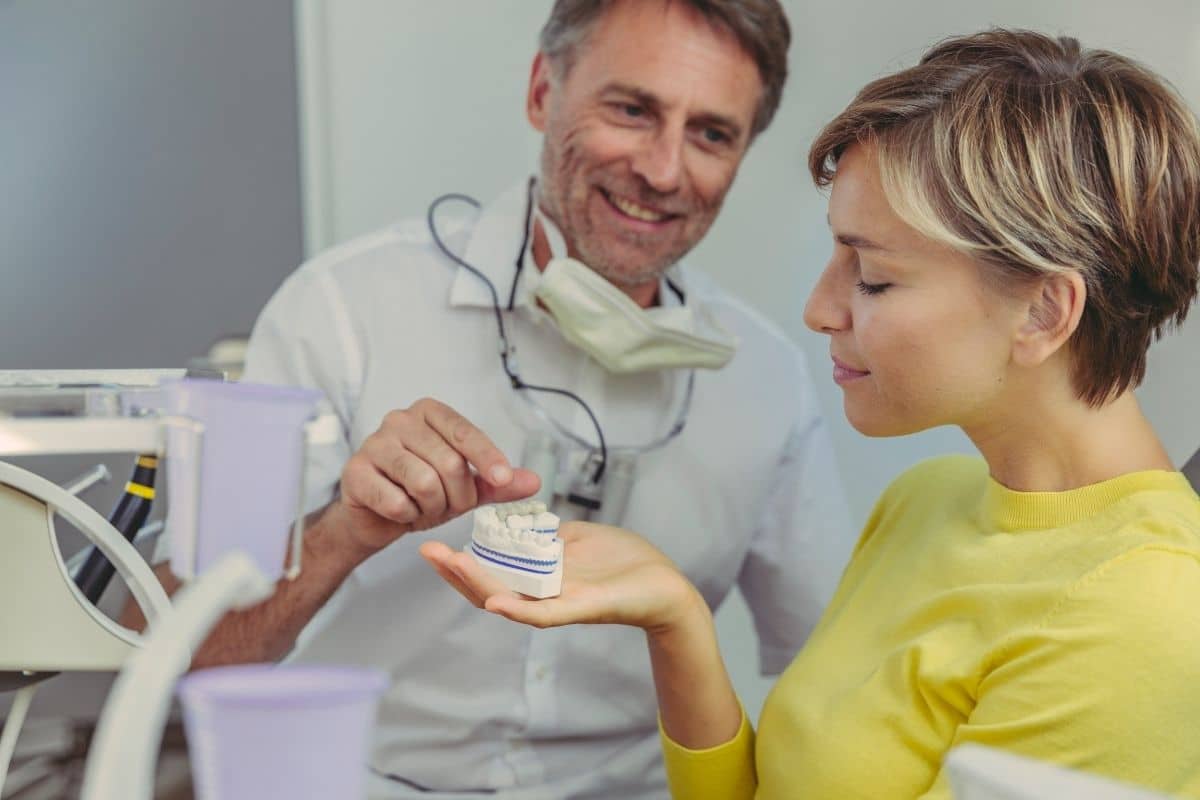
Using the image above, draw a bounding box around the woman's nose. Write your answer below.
[803,259,851,335]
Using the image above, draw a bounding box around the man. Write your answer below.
[146,1,851,797]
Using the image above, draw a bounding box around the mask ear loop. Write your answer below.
[533,203,570,265]
[426,182,609,482]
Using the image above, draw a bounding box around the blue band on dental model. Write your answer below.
[471,540,558,567]
[471,544,558,575]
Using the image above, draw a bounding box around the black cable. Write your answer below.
[426,187,609,482]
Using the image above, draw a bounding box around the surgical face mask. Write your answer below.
[529,210,738,374]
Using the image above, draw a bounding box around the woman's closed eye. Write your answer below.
[855,279,892,296]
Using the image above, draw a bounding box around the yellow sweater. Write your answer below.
[662,456,1200,799]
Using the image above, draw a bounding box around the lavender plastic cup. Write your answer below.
[163,379,321,579]
[179,664,388,800]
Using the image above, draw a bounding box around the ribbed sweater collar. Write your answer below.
[981,469,1194,532]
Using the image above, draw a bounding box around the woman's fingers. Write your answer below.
[419,541,518,605]
[419,542,484,607]
[443,549,514,598]
[484,594,575,628]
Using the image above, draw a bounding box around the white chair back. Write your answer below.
[947,744,1173,800]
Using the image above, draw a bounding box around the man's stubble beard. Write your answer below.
[535,140,724,290]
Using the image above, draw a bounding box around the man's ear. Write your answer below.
[527,52,554,133]
[1012,271,1087,368]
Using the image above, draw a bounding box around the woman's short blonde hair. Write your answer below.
[809,29,1200,406]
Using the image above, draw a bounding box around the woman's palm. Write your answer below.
[420,521,693,632]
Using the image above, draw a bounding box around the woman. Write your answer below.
[421,29,1200,798]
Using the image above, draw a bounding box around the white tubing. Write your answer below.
[0,684,38,795]
[81,552,273,800]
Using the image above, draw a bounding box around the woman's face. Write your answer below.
[804,144,1030,437]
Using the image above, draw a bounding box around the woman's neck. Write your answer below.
[966,390,1174,492]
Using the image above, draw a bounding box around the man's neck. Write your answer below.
[530,217,660,308]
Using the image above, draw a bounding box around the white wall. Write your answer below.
[297,0,1200,719]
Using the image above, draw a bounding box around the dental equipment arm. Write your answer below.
[0,447,173,798]
[0,462,173,628]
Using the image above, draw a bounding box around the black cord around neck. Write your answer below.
[426,182,608,482]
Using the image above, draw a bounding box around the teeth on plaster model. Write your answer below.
[467,500,563,598]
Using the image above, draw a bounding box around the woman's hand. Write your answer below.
[424,521,743,754]
[418,521,705,634]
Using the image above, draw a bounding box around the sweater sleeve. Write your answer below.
[660,709,757,800]
[919,546,1200,799]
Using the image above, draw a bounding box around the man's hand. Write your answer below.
[336,397,540,556]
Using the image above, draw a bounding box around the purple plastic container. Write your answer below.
[162,379,321,579]
[179,664,387,800]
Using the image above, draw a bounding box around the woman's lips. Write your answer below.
[832,355,870,384]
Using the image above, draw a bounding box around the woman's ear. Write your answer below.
[1012,271,1087,368]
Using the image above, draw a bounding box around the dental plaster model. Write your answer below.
[468,500,562,598]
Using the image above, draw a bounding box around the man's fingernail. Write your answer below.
[491,465,512,484]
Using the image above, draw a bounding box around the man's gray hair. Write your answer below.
[539,0,791,137]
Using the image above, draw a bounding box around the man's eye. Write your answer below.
[702,128,730,144]
[855,280,892,296]
[621,104,644,118]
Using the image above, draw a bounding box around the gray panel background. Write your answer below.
[0,0,302,370]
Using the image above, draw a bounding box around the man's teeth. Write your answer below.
[610,194,670,223]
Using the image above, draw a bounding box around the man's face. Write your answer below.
[528,0,763,290]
